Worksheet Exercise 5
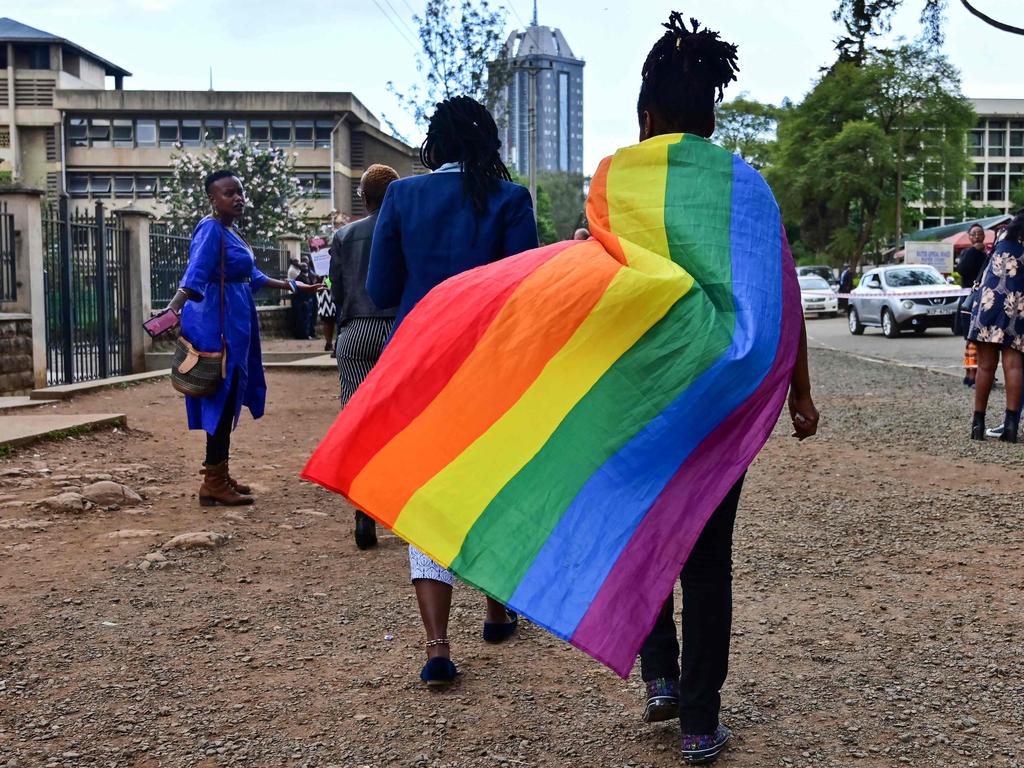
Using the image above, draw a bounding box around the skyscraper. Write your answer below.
[498,3,584,178]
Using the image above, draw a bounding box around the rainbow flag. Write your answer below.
[303,133,801,677]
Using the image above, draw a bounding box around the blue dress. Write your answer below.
[968,237,1024,351]
[179,216,270,434]
[366,169,539,329]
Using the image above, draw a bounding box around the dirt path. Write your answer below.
[1,351,1022,767]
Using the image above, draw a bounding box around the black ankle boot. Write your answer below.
[1000,410,1019,443]
[971,412,986,441]
[354,510,378,550]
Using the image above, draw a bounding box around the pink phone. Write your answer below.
[143,308,179,338]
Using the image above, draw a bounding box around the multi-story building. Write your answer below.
[497,6,584,178]
[965,98,1024,217]
[0,17,418,221]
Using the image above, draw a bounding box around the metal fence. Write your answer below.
[41,198,132,385]
[250,239,285,307]
[0,201,15,302]
[149,223,191,306]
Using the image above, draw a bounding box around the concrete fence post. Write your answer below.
[118,208,154,374]
[0,186,47,390]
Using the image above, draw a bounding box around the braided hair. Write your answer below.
[638,12,739,135]
[420,96,512,215]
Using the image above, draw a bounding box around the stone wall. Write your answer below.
[0,314,36,395]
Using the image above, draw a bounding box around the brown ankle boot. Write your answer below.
[201,462,251,495]
[199,461,254,507]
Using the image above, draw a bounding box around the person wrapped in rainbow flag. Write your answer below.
[305,11,818,765]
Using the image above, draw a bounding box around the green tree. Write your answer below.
[161,136,312,239]
[536,171,585,240]
[1012,181,1024,211]
[768,44,973,270]
[387,0,511,132]
[833,0,946,61]
[715,97,779,169]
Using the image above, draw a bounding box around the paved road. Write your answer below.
[805,315,965,375]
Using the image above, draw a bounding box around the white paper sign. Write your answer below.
[904,241,954,273]
[311,248,331,277]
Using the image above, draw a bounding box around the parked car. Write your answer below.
[798,275,839,318]
[847,264,961,338]
[797,265,837,287]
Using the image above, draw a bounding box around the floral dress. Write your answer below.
[968,237,1024,350]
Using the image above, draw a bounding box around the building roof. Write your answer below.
[504,25,581,62]
[970,98,1024,118]
[0,17,131,77]
[904,214,1013,243]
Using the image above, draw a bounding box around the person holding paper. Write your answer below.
[310,236,337,353]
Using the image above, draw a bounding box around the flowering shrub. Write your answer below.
[160,136,313,239]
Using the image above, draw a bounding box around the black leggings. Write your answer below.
[205,375,239,466]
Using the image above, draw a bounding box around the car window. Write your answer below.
[864,274,881,288]
[799,276,830,290]
[884,268,944,287]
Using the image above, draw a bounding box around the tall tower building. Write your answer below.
[498,3,584,177]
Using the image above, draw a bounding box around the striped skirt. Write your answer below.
[335,316,395,407]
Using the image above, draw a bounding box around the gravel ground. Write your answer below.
[1,350,1022,768]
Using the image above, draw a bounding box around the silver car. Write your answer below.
[847,264,961,338]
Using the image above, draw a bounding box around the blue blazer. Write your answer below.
[366,171,539,328]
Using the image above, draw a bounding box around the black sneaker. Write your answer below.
[354,510,378,550]
[681,724,732,765]
[642,677,679,723]
[986,423,1005,440]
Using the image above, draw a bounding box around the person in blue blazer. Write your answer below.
[366,96,539,687]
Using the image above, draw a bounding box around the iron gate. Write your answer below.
[41,198,132,385]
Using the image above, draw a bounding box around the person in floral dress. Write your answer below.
[967,212,1024,442]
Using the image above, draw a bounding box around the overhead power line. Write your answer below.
[369,0,419,51]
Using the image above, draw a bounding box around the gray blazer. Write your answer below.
[328,212,397,325]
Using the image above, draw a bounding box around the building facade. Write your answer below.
[498,10,584,178]
[0,17,418,221]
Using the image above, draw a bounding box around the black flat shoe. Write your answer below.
[483,610,518,644]
[1000,410,1019,443]
[971,413,986,441]
[420,656,457,688]
[354,510,378,550]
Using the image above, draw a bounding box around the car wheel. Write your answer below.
[848,308,865,335]
[951,323,961,336]
[881,308,900,338]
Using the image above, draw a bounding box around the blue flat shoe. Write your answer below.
[420,656,457,688]
[483,610,518,644]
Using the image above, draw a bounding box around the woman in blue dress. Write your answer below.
[167,170,322,505]
[366,96,539,687]
[967,210,1024,442]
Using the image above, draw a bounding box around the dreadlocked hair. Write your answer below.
[638,12,739,132]
[420,96,512,215]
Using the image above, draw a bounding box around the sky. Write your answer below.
[8,0,1023,172]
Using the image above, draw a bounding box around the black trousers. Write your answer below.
[205,376,239,466]
[638,475,745,734]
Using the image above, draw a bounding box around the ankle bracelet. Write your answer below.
[425,638,450,648]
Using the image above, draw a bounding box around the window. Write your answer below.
[227,119,246,140]
[294,120,314,148]
[114,176,134,198]
[204,120,225,144]
[136,119,157,147]
[271,120,292,146]
[968,130,984,157]
[295,173,315,195]
[19,44,50,70]
[88,119,111,148]
[68,174,89,197]
[315,173,331,198]
[68,118,88,147]
[136,176,158,198]
[988,172,1006,199]
[967,174,983,201]
[249,120,269,146]
[180,119,202,147]
[1011,130,1024,158]
[90,176,112,196]
[159,119,179,147]
[988,127,1006,157]
[112,119,133,148]
[1010,164,1024,198]
[315,120,333,148]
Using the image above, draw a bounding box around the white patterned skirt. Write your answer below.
[409,546,454,586]
[317,288,337,320]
